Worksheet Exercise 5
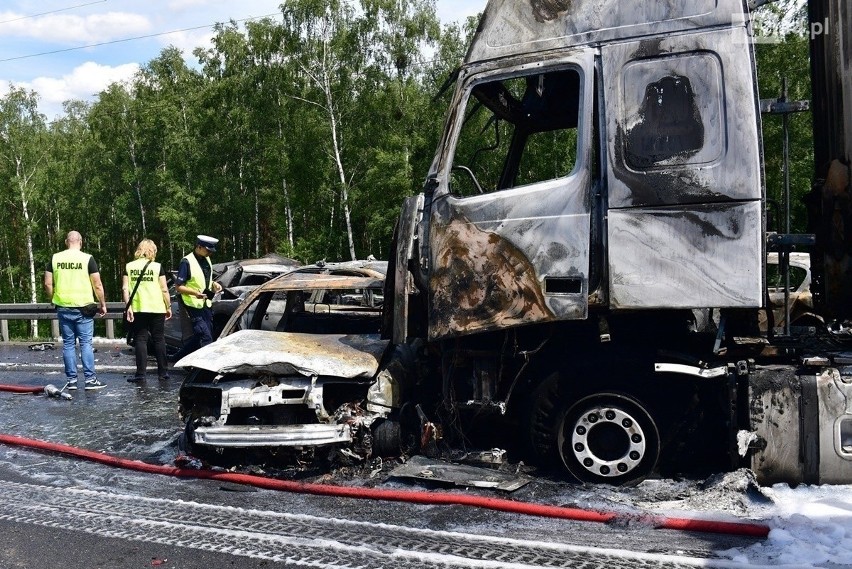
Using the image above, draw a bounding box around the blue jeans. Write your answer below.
[57,307,96,381]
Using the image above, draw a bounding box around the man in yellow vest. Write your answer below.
[173,235,222,357]
[43,230,107,390]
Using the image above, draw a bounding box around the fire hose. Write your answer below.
[0,385,770,538]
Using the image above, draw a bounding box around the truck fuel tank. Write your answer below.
[749,361,852,485]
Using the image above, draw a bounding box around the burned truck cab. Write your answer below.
[390,0,852,486]
[413,0,763,337]
[389,0,768,485]
[393,0,771,344]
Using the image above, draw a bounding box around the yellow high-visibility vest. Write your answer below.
[51,250,94,307]
[180,253,213,309]
[126,258,166,313]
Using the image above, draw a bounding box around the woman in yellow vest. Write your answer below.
[122,239,172,382]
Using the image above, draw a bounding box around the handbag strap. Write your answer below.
[125,260,153,312]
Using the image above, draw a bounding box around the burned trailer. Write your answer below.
[387,0,852,485]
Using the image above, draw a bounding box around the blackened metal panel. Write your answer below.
[816,368,852,484]
[608,201,763,308]
[808,0,852,178]
[392,195,423,344]
[749,366,805,486]
[428,179,590,339]
[467,0,745,63]
[603,27,762,208]
[175,330,390,379]
[800,375,821,485]
[753,366,852,485]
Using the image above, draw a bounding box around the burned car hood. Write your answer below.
[174,329,390,379]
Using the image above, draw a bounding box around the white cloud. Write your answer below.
[156,28,217,58]
[0,0,480,121]
[0,11,151,44]
[1,61,139,120]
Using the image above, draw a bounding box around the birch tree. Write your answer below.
[0,87,50,335]
[279,0,364,260]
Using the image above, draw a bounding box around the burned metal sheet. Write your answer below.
[603,28,762,208]
[608,202,763,309]
[467,0,744,63]
[175,329,389,379]
[750,366,852,485]
[390,455,531,492]
[429,216,554,340]
[260,274,384,291]
[624,74,705,169]
[426,50,595,340]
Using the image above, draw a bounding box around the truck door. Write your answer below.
[426,50,596,340]
[601,28,764,309]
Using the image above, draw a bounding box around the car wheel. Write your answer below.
[371,419,403,458]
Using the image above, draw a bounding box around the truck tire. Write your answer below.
[557,392,660,485]
[525,372,564,467]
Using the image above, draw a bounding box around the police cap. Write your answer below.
[196,235,218,252]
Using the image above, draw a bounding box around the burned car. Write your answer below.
[176,261,414,465]
[762,252,822,332]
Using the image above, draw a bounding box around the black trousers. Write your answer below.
[186,305,214,348]
[132,312,168,379]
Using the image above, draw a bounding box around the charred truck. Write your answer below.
[383,0,852,485]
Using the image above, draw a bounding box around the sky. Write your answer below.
[0,0,485,120]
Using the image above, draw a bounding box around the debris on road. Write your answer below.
[43,384,72,400]
[390,455,531,492]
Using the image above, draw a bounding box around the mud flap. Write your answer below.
[799,375,820,485]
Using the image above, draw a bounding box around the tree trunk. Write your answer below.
[123,103,146,236]
[322,70,356,261]
[16,156,39,337]
[283,178,294,250]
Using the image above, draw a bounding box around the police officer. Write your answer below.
[43,230,107,390]
[123,239,172,382]
[173,235,222,357]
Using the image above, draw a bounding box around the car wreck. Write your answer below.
[176,261,413,465]
[764,252,821,332]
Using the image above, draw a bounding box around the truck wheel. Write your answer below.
[557,393,660,485]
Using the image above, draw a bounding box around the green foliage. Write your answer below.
[0,0,818,309]
[753,3,813,234]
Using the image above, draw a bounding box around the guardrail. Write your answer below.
[0,302,127,342]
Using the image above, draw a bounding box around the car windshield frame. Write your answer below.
[220,273,385,337]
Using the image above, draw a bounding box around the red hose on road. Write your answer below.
[0,432,770,538]
[0,384,46,394]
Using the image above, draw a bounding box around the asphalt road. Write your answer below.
[0,341,766,568]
